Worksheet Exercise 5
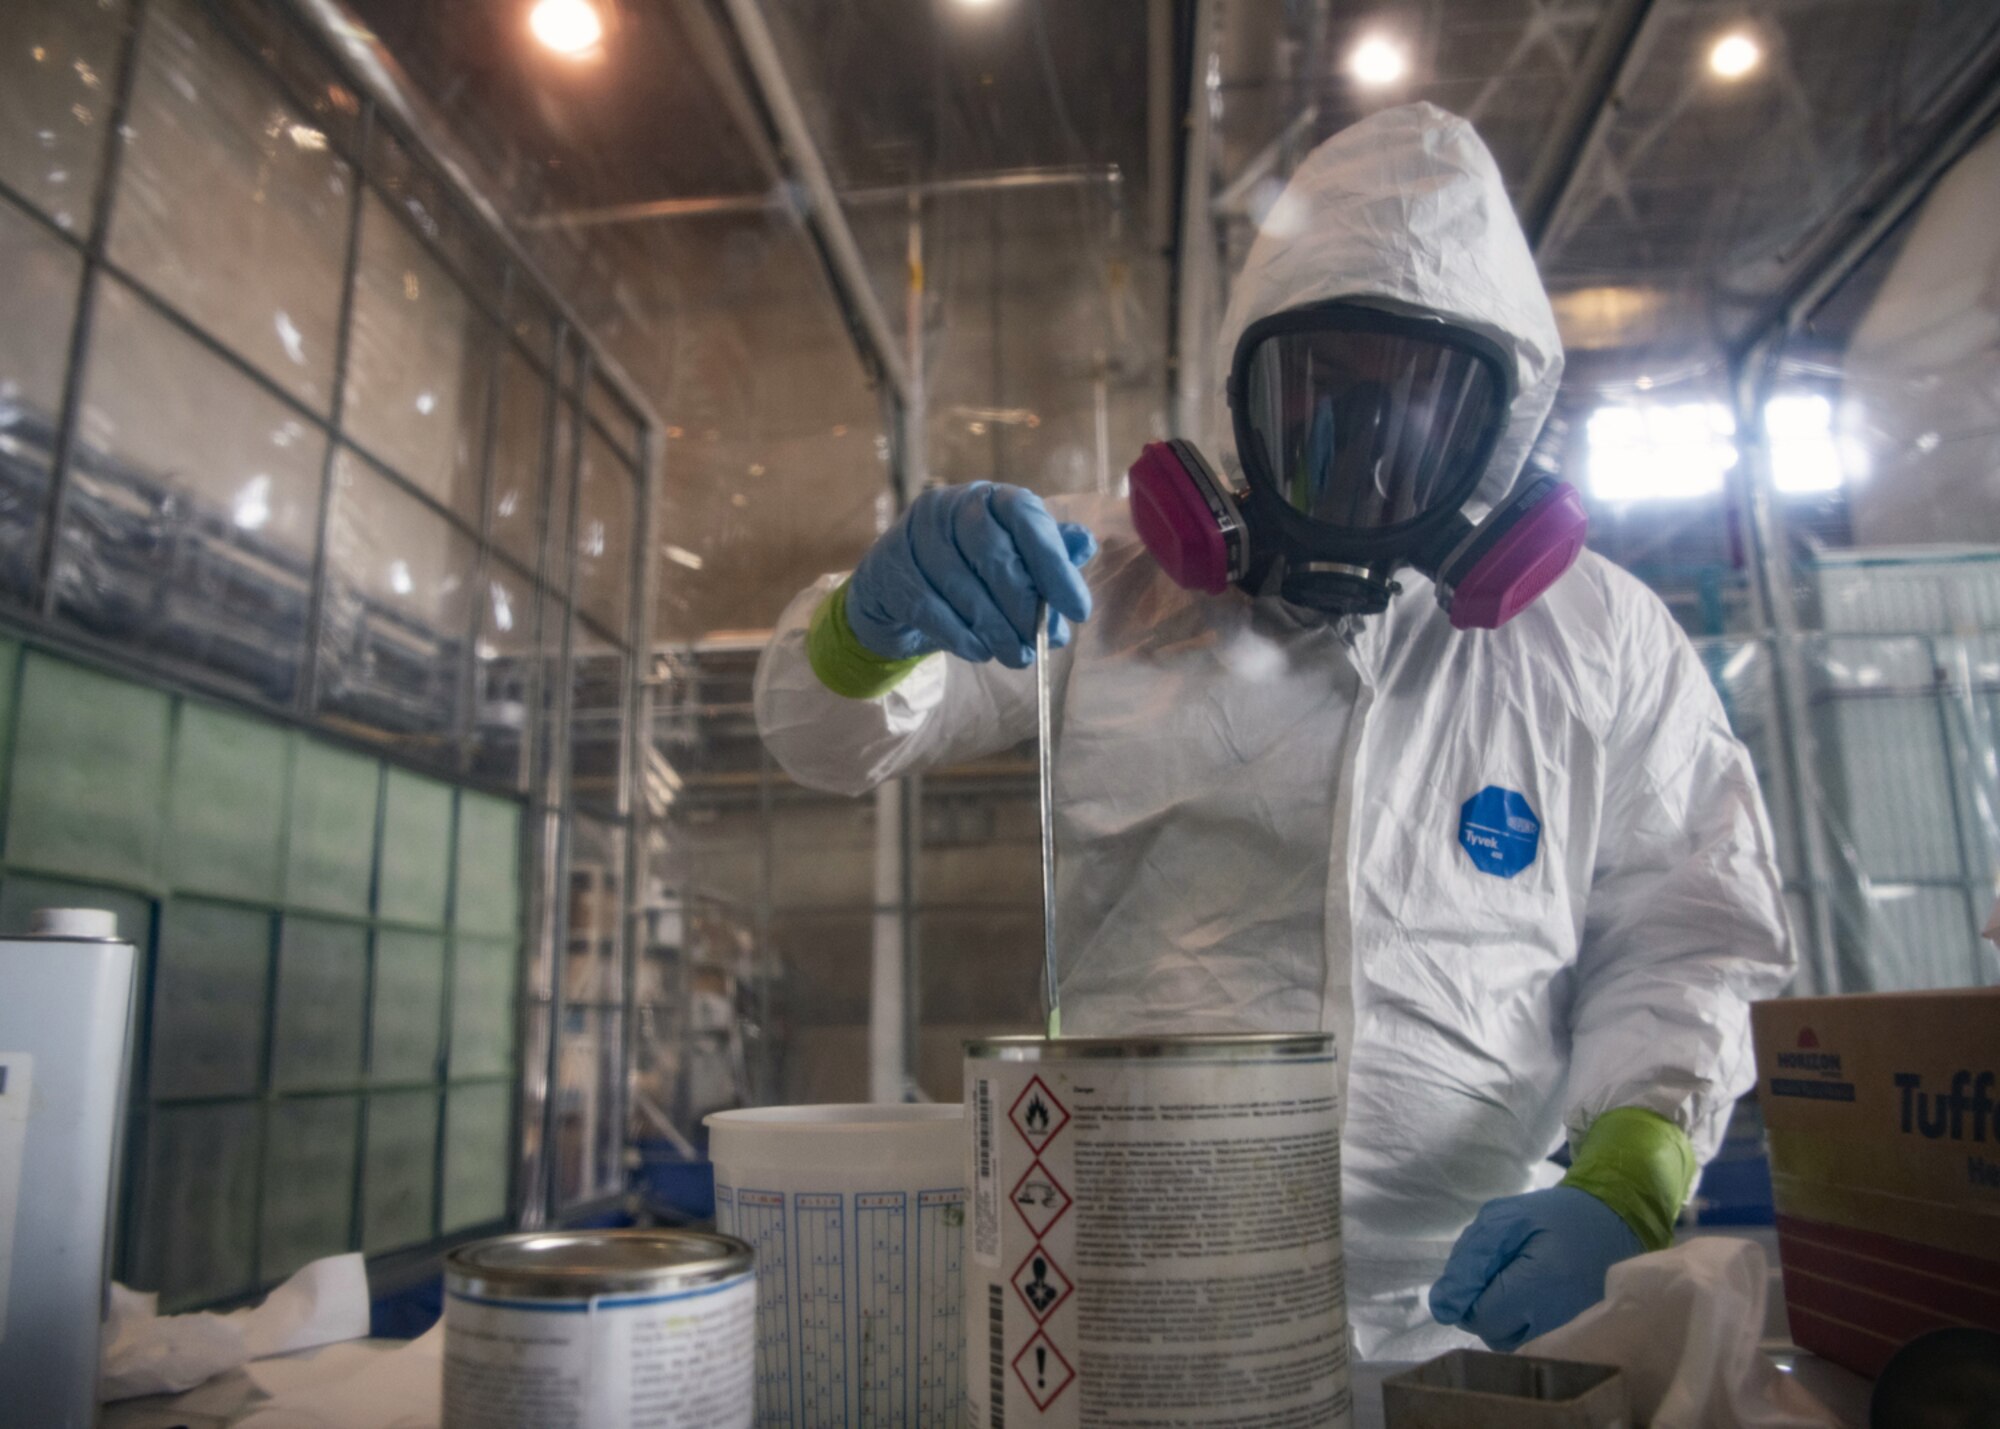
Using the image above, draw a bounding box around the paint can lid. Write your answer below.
[446,1229,753,1300]
[30,908,119,939]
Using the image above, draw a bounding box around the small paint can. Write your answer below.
[443,1228,756,1428]
[965,1033,1353,1427]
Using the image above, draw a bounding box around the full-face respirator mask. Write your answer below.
[1130,300,1587,628]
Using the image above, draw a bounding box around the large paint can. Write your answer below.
[965,1034,1351,1428]
[443,1228,755,1428]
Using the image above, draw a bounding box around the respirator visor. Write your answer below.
[1236,305,1513,532]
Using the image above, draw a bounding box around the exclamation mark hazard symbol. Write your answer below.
[1013,1329,1074,1409]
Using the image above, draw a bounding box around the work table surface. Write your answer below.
[101,1229,1877,1428]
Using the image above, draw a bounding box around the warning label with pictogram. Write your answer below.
[1012,1328,1077,1411]
[1009,1160,1072,1239]
[1009,1075,1070,1152]
[1011,1245,1074,1324]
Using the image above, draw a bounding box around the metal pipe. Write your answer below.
[295,94,368,716]
[905,191,928,498]
[1729,48,2000,361]
[717,0,910,402]
[524,165,1124,230]
[537,337,592,1221]
[34,0,149,617]
[1729,350,1839,993]
[1147,0,1176,251]
[615,419,660,1198]
[454,260,510,774]
[280,0,663,434]
[1521,0,1658,255]
[1172,0,1221,442]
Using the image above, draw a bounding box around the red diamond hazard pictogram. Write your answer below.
[1011,1245,1074,1324]
[1012,1328,1076,1410]
[1009,1160,1072,1239]
[1008,1075,1069,1152]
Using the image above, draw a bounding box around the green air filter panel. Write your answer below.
[378,770,452,927]
[285,740,380,917]
[363,1089,440,1253]
[370,929,446,1085]
[270,917,369,1091]
[133,1101,262,1311]
[454,792,522,938]
[167,702,288,902]
[260,1095,360,1281]
[5,653,171,884]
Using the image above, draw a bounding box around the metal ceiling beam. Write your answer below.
[524,165,1123,230]
[1732,44,2000,362]
[705,0,910,402]
[1519,0,1659,256]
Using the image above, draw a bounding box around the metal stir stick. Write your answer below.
[1036,601,1061,1038]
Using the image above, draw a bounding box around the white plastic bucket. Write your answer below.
[707,1103,966,1428]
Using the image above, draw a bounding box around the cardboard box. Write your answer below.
[1750,988,2000,1377]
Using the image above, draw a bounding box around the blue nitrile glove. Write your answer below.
[1427,1186,1644,1351]
[845,482,1097,670]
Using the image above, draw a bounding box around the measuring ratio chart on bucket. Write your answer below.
[966,1035,1352,1429]
[706,1103,968,1427]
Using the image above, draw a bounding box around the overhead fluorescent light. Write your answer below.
[1347,34,1409,88]
[1709,32,1761,80]
[530,0,604,57]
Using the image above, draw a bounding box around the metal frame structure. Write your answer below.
[0,0,662,1246]
[673,0,931,1101]
[285,0,667,1229]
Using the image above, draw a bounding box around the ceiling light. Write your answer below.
[1708,31,1761,80]
[1347,35,1409,88]
[530,0,604,57]
[954,0,1003,9]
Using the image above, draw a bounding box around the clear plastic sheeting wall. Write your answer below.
[758,0,1170,501]
[0,0,657,1264]
[638,216,895,1129]
[647,220,897,643]
[843,185,1165,499]
[1766,125,2000,994]
[710,0,1168,1109]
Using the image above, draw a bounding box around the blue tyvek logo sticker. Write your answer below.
[1459,786,1540,878]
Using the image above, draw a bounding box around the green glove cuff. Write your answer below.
[807,581,930,700]
[1561,1106,1697,1253]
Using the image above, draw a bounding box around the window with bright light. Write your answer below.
[1764,393,1845,494]
[1584,402,1737,502]
[1584,394,1856,501]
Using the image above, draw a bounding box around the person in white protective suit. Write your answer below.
[754,103,1795,1360]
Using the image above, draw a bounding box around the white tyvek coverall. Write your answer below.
[754,104,1795,1360]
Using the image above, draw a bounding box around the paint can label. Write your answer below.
[443,1269,755,1428]
[965,1048,1352,1427]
